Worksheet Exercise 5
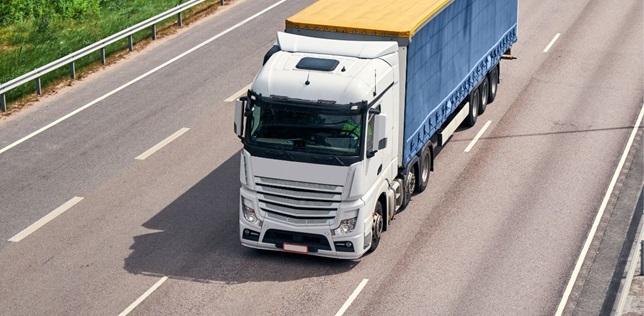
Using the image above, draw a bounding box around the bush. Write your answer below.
[0,0,102,25]
[57,0,102,19]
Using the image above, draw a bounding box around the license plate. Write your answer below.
[283,243,308,254]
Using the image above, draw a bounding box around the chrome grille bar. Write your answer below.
[255,177,343,225]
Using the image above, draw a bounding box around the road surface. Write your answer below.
[0,0,641,315]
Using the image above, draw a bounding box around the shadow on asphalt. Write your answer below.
[123,151,357,284]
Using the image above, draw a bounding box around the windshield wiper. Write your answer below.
[311,153,346,166]
[263,147,296,161]
[288,138,318,149]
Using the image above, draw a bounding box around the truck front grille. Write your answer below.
[256,177,343,225]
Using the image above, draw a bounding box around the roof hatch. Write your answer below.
[295,57,340,71]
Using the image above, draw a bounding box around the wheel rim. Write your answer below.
[421,153,430,183]
[481,81,488,105]
[372,209,383,240]
[407,172,416,194]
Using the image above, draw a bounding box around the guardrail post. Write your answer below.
[151,24,157,40]
[128,35,133,52]
[70,62,76,79]
[177,12,183,27]
[640,240,644,275]
[1,94,6,112]
[36,78,42,95]
[100,48,106,64]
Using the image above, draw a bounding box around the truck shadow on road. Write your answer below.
[123,151,357,284]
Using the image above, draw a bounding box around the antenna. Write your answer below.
[373,69,377,96]
[305,71,311,86]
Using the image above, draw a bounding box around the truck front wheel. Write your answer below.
[369,201,384,252]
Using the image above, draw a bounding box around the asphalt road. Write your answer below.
[0,0,641,315]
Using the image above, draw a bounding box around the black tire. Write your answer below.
[415,146,431,193]
[488,64,499,103]
[398,172,413,211]
[464,88,479,127]
[369,201,384,252]
[478,76,489,115]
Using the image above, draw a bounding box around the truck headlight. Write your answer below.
[335,217,357,235]
[242,198,262,227]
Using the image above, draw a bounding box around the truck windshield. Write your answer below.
[247,102,363,156]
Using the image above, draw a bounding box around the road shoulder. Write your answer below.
[566,128,643,315]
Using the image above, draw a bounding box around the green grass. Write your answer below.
[0,0,217,108]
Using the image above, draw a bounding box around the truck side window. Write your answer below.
[250,106,262,137]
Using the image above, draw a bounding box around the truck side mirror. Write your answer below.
[234,97,247,138]
[373,114,387,150]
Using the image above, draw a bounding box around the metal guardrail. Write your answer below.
[0,0,225,112]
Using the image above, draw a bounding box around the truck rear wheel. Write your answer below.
[397,172,413,211]
[415,146,431,193]
[464,88,479,127]
[488,64,499,103]
[369,201,384,252]
[478,76,489,114]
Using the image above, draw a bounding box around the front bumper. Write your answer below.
[239,217,368,259]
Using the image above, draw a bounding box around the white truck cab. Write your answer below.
[235,33,402,258]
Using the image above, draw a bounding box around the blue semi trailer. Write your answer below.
[234,0,518,258]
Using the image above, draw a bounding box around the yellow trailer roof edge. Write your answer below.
[284,21,411,38]
[285,0,452,39]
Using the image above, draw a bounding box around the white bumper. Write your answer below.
[239,187,370,260]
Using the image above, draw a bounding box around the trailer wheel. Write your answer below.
[488,64,499,103]
[464,88,479,127]
[369,201,384,252]
[478,76,489,115]
[415,146,431,193]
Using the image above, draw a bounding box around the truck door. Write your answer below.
[364,106,385,191]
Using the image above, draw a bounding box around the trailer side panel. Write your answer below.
[403,0,517,164]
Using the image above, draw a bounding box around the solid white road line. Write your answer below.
[464,120,492,152]
[135,128,189,160]
[335,279,368,316]
[8,196,84,242]
[0,0,287,157]
[555,103,644,316]
[543,33,561,53]
[118,276,168,316]
[225,83,252,102]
